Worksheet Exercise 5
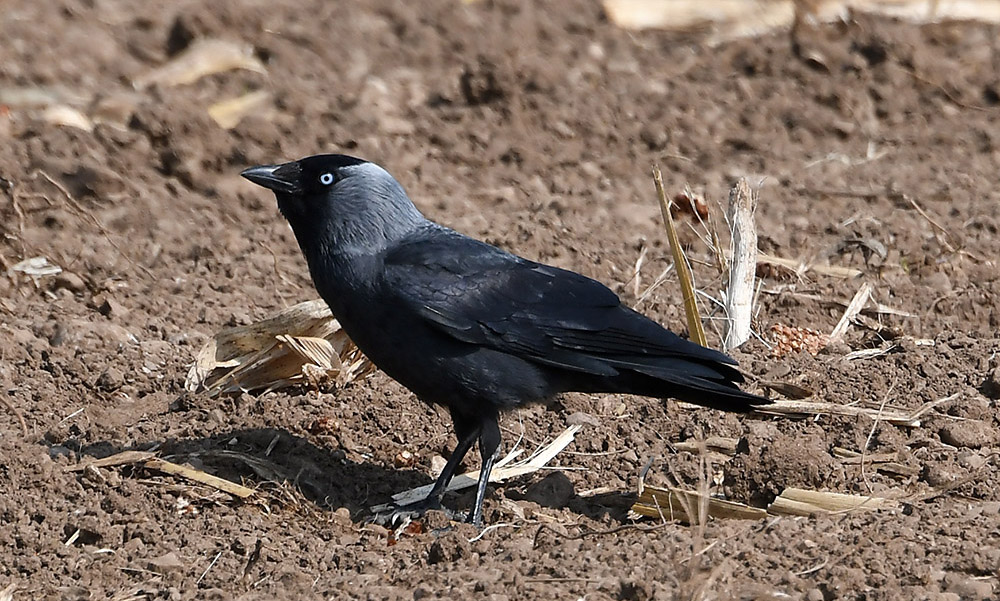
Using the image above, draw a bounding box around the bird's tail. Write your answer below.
[603,357,770,413]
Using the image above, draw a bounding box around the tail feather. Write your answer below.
[593,357,770,413]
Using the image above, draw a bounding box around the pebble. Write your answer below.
[983,366,1000,399]
[939,421,997,449]
[52,272,86,294]
[566,411,600,427]
[147,551,185,574]
[522,471,574,509]
[96,367,125,391]
[944,573,994,600]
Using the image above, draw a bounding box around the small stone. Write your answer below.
[944,572,994,600]
[427,533,469,564]
[566,411,600,427]
[920,362,943,378]
[923,464,963,487]
[96,367,124,391]
[639,125,668,150]
[429,455,448,478]
[806,589,824,601]
[522,472,575,509]
[52,272,86,294]
[983,366,1000,399]
[94,295,127,317]
[332,507,352,527]
[939,421,997,449]
[147,551,185,574]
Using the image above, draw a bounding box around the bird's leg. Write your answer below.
[467,415,501,527]
[383,411,479,524]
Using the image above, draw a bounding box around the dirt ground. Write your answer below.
[2,1,999,599]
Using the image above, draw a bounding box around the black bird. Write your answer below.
[241,154,768,526]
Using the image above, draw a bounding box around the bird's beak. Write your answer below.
[240,163,302,194]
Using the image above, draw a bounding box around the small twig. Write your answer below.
[66,450,157,472]
[196,551,223,584]
[829,281,873,342]
[861,379,895,492]
[144,458,255,498]
[794,558,829,577]
[468,522,518,543]
[1,395,28,435]
[630,243,647,299]
[903,195,958,253]
[34,170,155,279]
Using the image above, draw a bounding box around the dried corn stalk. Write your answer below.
[769,487,898,516]
[632,483,897,523]
[631,484,768,523]
[603,0,1000,43]
[185,299,375,396]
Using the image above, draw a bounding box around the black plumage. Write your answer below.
[241,154,768,526]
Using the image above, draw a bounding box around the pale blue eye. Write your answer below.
[319,172,335,185]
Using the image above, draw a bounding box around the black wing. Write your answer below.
[383,227,763,408]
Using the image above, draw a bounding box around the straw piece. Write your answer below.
[653,166,707,346]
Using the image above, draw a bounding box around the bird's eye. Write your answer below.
[319,172,335,185]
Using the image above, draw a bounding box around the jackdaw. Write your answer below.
[241,154,768,526]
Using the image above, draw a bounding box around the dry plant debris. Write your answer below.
[144,458,256,499]
[753,392,958,427]
[207,90,272,129]
[632,484,769,523]
[132,39,266,89]
[632,481,899,524]
[653,166,707,346]
[723,178,758,352]
[603,0,1000,42]
[371,425,582,512]
[185,299,376,396]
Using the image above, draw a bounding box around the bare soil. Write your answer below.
[2,1,999,600]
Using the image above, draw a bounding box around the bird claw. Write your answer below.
[372,498,466,530]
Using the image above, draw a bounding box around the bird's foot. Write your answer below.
[372,497,465,530]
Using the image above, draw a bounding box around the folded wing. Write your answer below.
[383,227,766,409]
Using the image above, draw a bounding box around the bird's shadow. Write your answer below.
[72,428,634,524]
[75,428,424,521]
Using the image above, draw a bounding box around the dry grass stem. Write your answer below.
[829,281,873,342]
[65,450,157,472]
[631,484,768,523]
[904,195,959,253]
[751,393,958,427]
[765,289,914,318]
[756,251,862,279]
[144,458,256,499]
[652,166,707,346]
